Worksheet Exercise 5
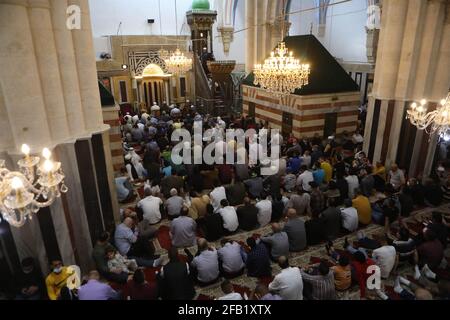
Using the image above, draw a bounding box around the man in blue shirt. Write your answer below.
[245,237,272,278]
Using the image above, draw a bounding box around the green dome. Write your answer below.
[192,0,210,10]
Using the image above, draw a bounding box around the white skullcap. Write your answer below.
[170,188,178,196]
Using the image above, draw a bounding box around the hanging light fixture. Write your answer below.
[253,0,310,96]
[0,145,68,227]
[164,0,192,75]
[407,92,450,140]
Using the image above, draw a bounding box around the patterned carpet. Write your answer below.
[119,179,450,300]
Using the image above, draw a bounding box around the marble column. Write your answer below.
[50,0,86,137]
[28,0,71,143]
[69,0,104,132]
[0,0,52,151]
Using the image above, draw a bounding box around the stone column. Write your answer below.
[69,0,104,132]
[28,0,71,144]
[50,0,86,138]
[0,0,52,151]
[245,0,256,73]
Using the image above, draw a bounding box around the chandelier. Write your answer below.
[0,145,68,227]
[164,0,192,75]
[254,42,310,96]
[165,48,192,75]
[253,0,310,96]
[407,92,450,140]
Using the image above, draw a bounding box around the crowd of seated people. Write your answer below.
[4,102,450,301]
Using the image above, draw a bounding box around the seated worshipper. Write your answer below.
[271,193,285,222]
[170,207,197,248]
[255,193,273,227]
[392,276,433,301]
[165,188,184,220]
[398,185,414,217]
[136,188,163,225]
[320,198,342,241]
[218,199,239,234]
[236,197,259,231]
[287,152,302,174]
[335,172,349,203]
[115,175,135,203]
[340,199,359,233]
[381,198,400,232]
[123,268,157,300]
[136,209,159,247]
[305,211,325,246]
[186,238,220,286]
[127,149,147,180]
[217,280,243,300]
[210,181,227,212]
[372,238,397,279]
[190,191,210,220]
[312,162,326,186]
[261,223,290,261]
[268,256,304,300]
[319,157,333,183]
[351,251,376,299]
[106,247,138,275]
[388,163,406,191]
[92,232,128,284]
[423,178,444,207]
[324,181,342,206]
[158,247,196,300]
[218,239,246,278]
[226,176,246,206]
[373,161,387,191]
[345,169,360,199]
[359,169,374,197]
[333,155,346,178]
[301,150,312,169]
[244,174,264,199]
[352,189,373,225]
[200,204,225,242]
[131,123,144,142]
[283,168,298,192]
[14,257,45,300]
[416,229,444,270]
[387,226,416,265]
[300,261,337,300]
[46,260,77,300]
[114,217,162,268]
[263,172,282,199]
[297,165,314,192]
[285,189,311,216]
[331,255,352,291]
[426,212,448,248]
[283,208,307,252]
[309,182,326,215]
[252,282,282,300]
[408,178,426,206]
[77,271,119,301]
[245,238,272,278]
[345,231,381,251]
[160,171,184,198]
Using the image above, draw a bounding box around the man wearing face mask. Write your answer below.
[45,259,74,300]
[14,257,45,300]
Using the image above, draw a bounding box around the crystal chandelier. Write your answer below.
[0,145,68,227]
[254,42,310,96]
[165,48,192,75]
[407,92,450,140]
[253,0,310,96]
[164,0,192,75]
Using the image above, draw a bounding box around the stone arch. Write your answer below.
[133,55,168,77]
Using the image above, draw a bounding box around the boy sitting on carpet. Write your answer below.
[106,248,138,275]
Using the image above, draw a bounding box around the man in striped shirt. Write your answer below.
[301,261,337,300]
